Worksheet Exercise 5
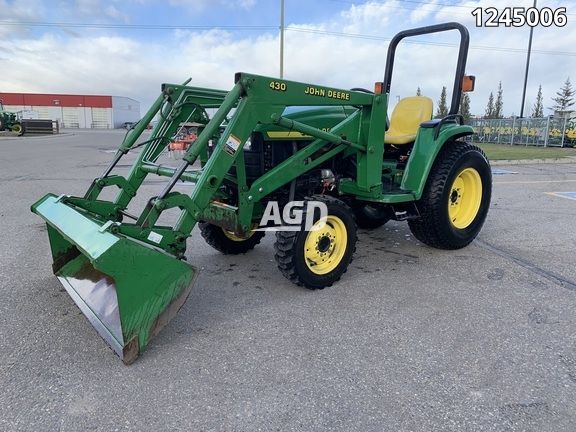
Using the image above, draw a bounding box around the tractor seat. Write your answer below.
[384,96,433,145]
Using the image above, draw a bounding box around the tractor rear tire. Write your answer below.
[274,195,357,289]
[199,223,265,255]
[353,204,391,229]
[408,142,491,249]
[12,123,23,136]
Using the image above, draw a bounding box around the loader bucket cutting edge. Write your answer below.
[31,194,198,364]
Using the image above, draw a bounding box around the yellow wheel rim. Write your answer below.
[222,227,255,242]
[304,215,347,275]
[448,167,482,229]
[12,124,22,134]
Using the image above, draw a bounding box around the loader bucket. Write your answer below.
[31,194,197,364]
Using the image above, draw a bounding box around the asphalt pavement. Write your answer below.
[1,130,575,431]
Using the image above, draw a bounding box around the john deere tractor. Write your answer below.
[0,101,24,135]
[32,22,491,363]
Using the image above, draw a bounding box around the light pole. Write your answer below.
[279,0,285,78]
[520,0,536,118]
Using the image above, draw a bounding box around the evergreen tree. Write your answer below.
[531,84,543,117]
[485,92,495,118]
[459,92,471,123]
[435,86,448,118]
[416,87,422,96]
[494,81,503,118]
[550,77,575,114]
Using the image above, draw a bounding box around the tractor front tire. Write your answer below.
[200,223,265,254]
[408,142,491,249]
[274,195,357,289]
[12,123,23,136]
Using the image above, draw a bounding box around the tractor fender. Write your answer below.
[401,123,474,199]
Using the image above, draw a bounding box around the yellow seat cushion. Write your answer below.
[384,96,433,145]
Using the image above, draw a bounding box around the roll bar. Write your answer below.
[382,22,470,115]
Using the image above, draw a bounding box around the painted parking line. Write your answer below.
[546,192,576,201]
[495,179,576,185]
[491,169,518,175]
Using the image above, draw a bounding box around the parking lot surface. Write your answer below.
[1,130,576,431]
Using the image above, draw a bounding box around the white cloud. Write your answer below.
[0,0,47,37]
[236,0,256,9]
[410,0,439,23]
[340,1,395,32]
[104,5,129,22]
[75,0,102,16]
[168,0,257,13]
[0,0,44,20]
[70,0,129,22]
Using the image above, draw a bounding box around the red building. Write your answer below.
[0,92,140,129]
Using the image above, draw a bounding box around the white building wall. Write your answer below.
[4,105,25,113]
[4,96,138,129]
[34,106,64,124]
[21,106,112,128]
[62,107,80,128]
[112,96,140,128]
[90,108,113,128]
[5,104,64,124]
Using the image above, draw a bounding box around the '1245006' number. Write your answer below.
[471,7,567,27]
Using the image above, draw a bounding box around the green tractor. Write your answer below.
[32,22,491,363]
[0,101,24,135]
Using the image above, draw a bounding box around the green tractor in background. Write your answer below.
[32,22,491,363]
[0,101,24,135]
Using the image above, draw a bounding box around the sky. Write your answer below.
[0,0,575,117]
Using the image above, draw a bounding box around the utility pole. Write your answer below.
[279,0,285,78]
[520,0,536,118]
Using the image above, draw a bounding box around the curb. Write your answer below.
[491,157,576,166]
[0,133,74,141]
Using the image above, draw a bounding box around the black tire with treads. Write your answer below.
[274,195,357,289]
[408,142,491,249]
[200,223,265,254]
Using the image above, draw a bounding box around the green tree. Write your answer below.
[435,86,448,118]
[531,84,543,117]
[485,92,495,118]
[550,77,575,114]
[494,81,503,118]
[416,87,422,96]
[459,92,471,123]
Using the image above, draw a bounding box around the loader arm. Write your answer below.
[31,72,386,363]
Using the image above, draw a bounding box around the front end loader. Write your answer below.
[32,22,491,363]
